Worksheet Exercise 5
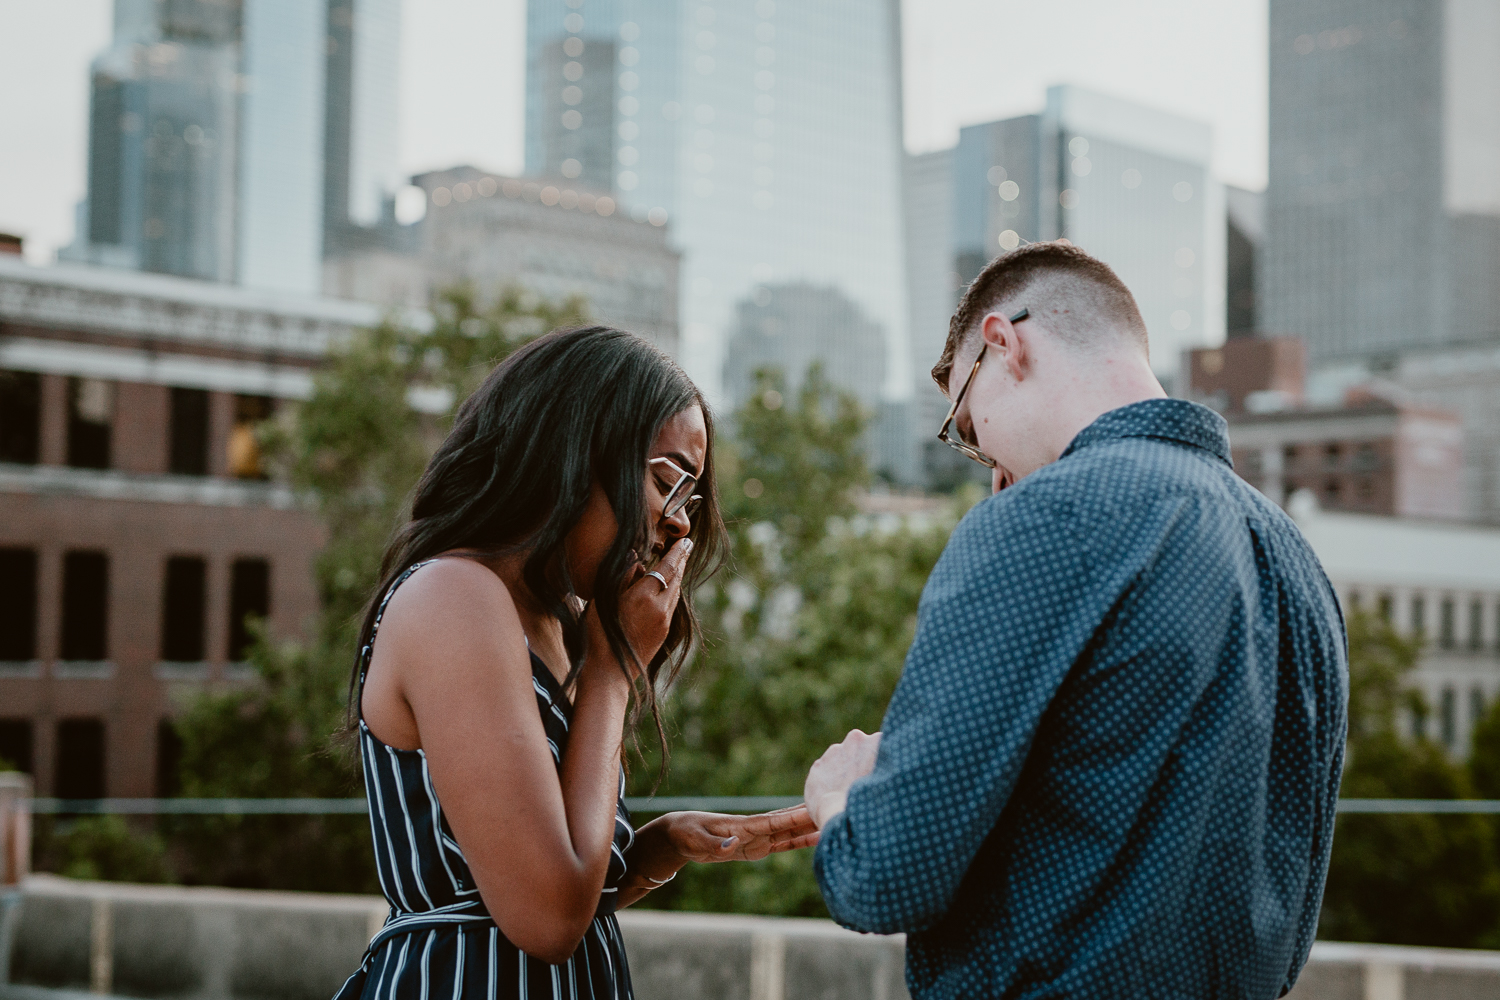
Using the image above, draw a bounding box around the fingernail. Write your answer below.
[682,538,694,554]
[721,837,736,849]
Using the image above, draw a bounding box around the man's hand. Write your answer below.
[804,729,882,829]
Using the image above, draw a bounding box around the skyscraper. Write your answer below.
[524,0,913,478]
[1263,0,1500,360]
[65,0,401,294]
[948,86,1224,384]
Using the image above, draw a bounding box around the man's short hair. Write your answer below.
[932,242,1150,392]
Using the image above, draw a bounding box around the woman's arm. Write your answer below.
[374,543,691,963]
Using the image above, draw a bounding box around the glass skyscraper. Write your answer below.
[948,86,1224,387]
[67,0,401,295]
[524,0,913,478]
[1264,0,1500,361]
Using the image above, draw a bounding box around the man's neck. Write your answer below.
[1034,355,1166,472]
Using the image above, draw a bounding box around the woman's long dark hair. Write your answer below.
[350,325,726,762]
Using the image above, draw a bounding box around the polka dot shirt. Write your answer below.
[814,398,1348,1000]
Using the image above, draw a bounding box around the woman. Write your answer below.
[333,327,818,1000]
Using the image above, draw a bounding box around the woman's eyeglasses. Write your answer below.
[936,307,1030,469]
[649,457,702,522]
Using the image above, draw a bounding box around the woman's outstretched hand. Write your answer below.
[619,806,820,896]
[663,805,821,862]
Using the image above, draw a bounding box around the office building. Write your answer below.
[1290,492,1500,755]
[722,284,884,415]
[1186,336,1466,520]
[523,0,914,479]
[1264,0,1500,360]
[0,254,377,797]
[1225,185,1264,336]
[322,165,681,355]
[63,0,402,294]
[901,148,986,488]
[948,86,1224,387]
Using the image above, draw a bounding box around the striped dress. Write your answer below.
[334,561,636,1000]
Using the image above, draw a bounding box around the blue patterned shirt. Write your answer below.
[815,398,1348,1000]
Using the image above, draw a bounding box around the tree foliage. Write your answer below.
[1319,609,1500,947]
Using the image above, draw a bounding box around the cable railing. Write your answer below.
[23,797,1500,815]
[25,796,805,815]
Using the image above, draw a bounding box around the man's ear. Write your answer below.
[979,311,1029,382]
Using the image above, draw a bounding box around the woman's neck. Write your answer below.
[467,549,572,685]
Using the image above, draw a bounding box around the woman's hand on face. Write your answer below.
[586,537,693,674]
[661,805,821,864]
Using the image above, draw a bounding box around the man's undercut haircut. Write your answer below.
[932,241,1150,392]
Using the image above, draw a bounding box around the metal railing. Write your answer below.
[23,797,1500,815]
[25,796,805,815]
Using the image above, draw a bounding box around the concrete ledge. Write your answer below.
[5,876,1500,1000]
[6,876,384,1000]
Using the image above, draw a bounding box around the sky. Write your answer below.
[0,0,1267,265]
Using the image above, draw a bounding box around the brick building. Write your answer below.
[0,255,377,798]
[1186,337,1466,520]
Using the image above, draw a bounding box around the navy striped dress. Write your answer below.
[334,561,636,1000]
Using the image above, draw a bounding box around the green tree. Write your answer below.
[160,286,586,890]
[1320,609,1500,946]
[632,367,979,916]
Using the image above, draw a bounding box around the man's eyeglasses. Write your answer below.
[649,457,702,522]
[936,307,1030,469]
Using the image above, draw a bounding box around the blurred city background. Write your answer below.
[3,0,1500,995]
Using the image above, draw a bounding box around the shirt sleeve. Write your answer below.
[813,485,1100,935]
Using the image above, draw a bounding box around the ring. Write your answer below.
[646,571,668,590]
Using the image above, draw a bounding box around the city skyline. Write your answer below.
[60,0,403,294]
[521,0,912,438]
[0,0,1270,265]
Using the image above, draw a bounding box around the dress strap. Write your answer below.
[357,560,440,693]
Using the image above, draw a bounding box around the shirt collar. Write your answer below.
[1060,398,1232,466]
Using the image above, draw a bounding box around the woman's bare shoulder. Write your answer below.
[376,557,526,661]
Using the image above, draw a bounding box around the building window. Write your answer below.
[0,369,41,464]
[1411,594,1426,640]
[1440,686,1457,749]
[61,551,109,661]
[1324,443,1341,468]
[1440,597,1456,650]
[55,717,106,798]
[0,719,33,774]
[1353,443,1378,471]
[1323,478,1341,505]
[161,556,207,662]
[155,719,182,798]
[1282,445,1298,469]
[1471,599,1485,652]
[66,377,113,469]
[228,395,274,479]
[1471,687,1487,732]
[1377,593,1393,623]
[1356,477,1374,502]
[228,558,270,661]
[169,387,210,475]
[0,547,38,661]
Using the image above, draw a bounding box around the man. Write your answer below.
[805,243,1347,999]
